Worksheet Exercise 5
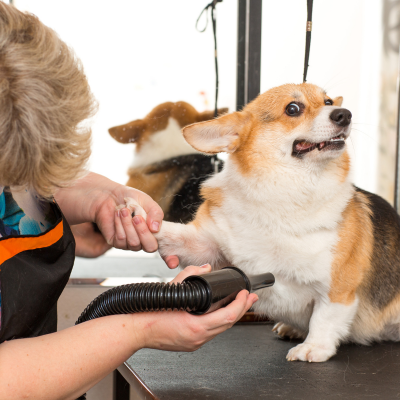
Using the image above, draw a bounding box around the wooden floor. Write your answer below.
[126,322,400,399]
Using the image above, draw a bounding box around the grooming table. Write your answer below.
[120,322,400,400]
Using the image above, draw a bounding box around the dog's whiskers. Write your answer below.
[351,127,376,142]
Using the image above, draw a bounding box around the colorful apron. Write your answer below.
[0,187,75,343]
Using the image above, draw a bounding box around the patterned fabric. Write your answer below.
[0,187,58,331]
[0,187,57,237]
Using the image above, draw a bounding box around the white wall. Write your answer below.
[15,0,383,194]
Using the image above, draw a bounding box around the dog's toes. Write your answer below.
[273,322,306,339]
[272,322,283,332]
[286,343,335,362]
[122,197,147,219]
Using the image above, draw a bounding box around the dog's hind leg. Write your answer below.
[273,322,307,340]
[156,220,227,269]
[380,323,400,341]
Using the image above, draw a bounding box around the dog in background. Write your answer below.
[109,101,227,223]
[122,83,400,362]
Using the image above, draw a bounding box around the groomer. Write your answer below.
[0,4,258,399]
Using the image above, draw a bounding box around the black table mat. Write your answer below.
[126,323,400,399]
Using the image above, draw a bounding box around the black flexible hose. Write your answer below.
[76,281,210,324]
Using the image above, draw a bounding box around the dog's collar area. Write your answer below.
[292,134,346,157]
[143,153,223,175]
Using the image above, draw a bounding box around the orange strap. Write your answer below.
[0,220,63,266]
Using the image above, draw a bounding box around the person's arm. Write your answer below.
[0,265,258,400]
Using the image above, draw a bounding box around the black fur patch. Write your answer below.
[356,187,400,309]
[146,154,223,224]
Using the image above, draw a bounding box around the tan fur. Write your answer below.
[354,293,400,341]
[329,191,374,305]
[379,294,400,328]
[331,151,351,183]
[191,202,211,229]
[0,4,96,198]
[191,187,223,228]
[126,166,185,213]
[353,295,400,343]
[333,96,343,107]
[200,187,223,209]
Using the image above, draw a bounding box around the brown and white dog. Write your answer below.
[109,102,227,223]
[121,83,400,362]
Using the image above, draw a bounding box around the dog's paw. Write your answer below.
[272,322,306,340]
[286,343,336,362]
[116,197,147,220]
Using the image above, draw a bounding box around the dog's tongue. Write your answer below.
[295,141,314,151]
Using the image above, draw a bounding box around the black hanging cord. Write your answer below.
[196,0,223,118]
[303,0,314,82]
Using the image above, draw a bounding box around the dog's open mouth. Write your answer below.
[292,134,346,156]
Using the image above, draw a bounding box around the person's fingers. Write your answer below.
[201,290,258,331]
[171,264,212,284]
[120,208,141,251]
[113,210,127,249]
[132,215,158,253]
[140,194,164,233]
[162,255,180,269]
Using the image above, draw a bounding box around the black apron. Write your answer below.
[0,202,75,343]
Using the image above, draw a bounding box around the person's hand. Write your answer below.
[55,172,164,253]
[96,184,163,253]
[133,264,258,352]
[71,222,111,258]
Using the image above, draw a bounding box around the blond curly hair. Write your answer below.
[0,3,97,198]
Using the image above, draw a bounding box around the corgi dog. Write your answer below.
[121,83,400,362]
[109,101,227,223]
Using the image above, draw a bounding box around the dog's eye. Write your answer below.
[325,99,333,105]
[286,103,301,116]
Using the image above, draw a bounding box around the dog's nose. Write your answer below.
[329,108,352,127]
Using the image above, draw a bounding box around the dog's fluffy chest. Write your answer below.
[209,204,338,327]
[204,165,354,320]
[214,206,336,284]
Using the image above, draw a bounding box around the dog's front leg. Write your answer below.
[286,297,358,362]
[156,220,227,269]
[119,197,227,269]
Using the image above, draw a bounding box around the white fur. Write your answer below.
[132,118,200,168]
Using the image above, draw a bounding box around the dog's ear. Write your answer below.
[108,120,148,144]
[197,107,229,122]
[183,111,249,154]
[333,96,343,107]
